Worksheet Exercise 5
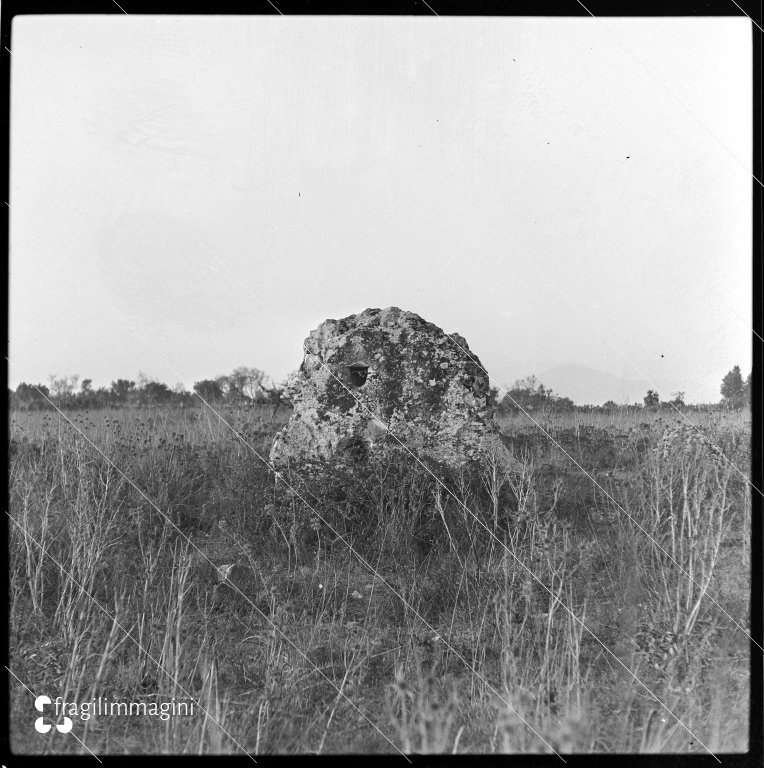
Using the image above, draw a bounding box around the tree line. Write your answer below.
[9,366,286,411]
[490,375,576,413]
[492,365,752,413]
[640,365,751,410]
[9,364,751,412]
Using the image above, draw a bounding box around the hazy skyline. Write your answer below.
[9,16,753,404]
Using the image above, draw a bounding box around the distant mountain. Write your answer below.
[531,364,682,406]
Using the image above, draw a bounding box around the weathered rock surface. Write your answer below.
[270,307,502,470]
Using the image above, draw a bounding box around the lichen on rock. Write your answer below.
[270,307,503,471]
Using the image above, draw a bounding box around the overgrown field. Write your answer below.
[8,405,752,754]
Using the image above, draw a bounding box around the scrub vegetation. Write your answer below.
[8,399,751,755]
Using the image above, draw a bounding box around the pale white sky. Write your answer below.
[9,16,753,403]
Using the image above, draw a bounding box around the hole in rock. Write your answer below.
[347,363,369,387]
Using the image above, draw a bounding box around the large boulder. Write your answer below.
[270,307,502,470]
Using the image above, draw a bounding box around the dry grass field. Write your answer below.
[8,404,752,755]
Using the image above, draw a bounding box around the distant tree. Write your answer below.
[214,374,230,397]
[643,389,660,408]
[720,365,747,409]
[75,378,95,409]
[669,391,686,408]
[193,379,224,401]
[91,387,112,409]
[219,366,266,402]
[242,366,268,400]
[48,374,79,402]
[14,382,51,410]
[501,376,543,411]
[171,384,194,408]
[111,379,135,403]
[602,400,618,411]
[140,381,171,405]
[517,374,539,391]
[261,379,290,419]
[498,374,573,413]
